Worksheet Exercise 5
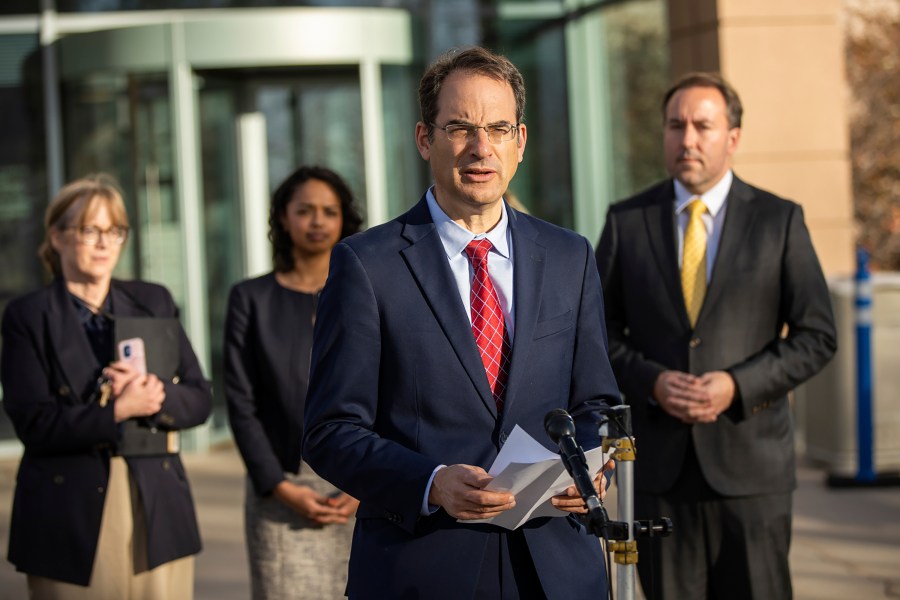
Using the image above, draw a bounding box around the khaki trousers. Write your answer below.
[28,457,194,600]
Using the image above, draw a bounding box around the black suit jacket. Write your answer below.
[596,176,836,496]
[303,198,619,599]
[224,272,316,496]
[1,278,212,585]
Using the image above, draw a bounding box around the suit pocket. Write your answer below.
[533,310,573,340]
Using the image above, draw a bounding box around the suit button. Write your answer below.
[162,459,170,470]
[58,385,71,397]
[97,486,104,494]
[499,430,509,445]
[53,475,64,484]
[689,337,701,349]
[172,375,181,384]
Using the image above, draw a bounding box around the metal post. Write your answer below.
[615,457,636,599]
[855,247,875,482]
[602,405,637,600]
[40,0,64,196]
[359,58,388,226]
[235,113,272,278]
[168,21,211,451]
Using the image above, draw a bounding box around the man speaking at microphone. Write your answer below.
[302,46,620,599]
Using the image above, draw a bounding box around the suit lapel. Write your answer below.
[643,183,689,328]
[503,209,544,417]
[46,278,102,400]
[701,177,757,318]
[400,198,499,416]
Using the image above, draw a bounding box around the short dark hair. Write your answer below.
[268,165,364,273]
[418,46,526,140]
[662,72,743,129]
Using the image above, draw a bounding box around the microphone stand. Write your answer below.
[545,407,672,600]
[599,405,673,600]
[602,406,637,599]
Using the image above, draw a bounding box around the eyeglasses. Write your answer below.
[67,226,129,246]
[432,122,519,144]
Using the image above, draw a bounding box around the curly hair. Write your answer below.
[268,166,364,273]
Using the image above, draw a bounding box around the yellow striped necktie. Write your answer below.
[681,198,708,327]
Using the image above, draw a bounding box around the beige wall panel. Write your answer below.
[731,158,853,222]
[718,0,841,20]
[719,25,848,155]
[807,224,856,276]
[730,160,854,275]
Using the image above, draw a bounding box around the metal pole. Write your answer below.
[855,247,875,482]
[235,113,272,278]
[40,0,64,196]
[168,21,211,451]
[615,458,636,599]
[603,404,637,600]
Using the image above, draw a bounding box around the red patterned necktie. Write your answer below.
[464,239,511,412]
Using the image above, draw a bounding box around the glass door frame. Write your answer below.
[53,7,413,449]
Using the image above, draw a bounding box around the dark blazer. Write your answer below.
[596,175,837,496]
[0,278,212,586]
[302,197,620,600]
[224,272,316,495]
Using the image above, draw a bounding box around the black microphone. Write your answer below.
[544,409,603,513]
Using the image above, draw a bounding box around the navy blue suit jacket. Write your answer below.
[302,198,620,599]
[1,278,212,585]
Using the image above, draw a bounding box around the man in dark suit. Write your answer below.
[302,46,620,599]
[596,72,837,599]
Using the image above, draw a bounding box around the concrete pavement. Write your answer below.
[1,443,898,599]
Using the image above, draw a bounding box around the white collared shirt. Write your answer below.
[425,188,516,340]
[674,170,733,280]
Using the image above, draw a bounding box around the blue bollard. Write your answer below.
[854,247,876,482]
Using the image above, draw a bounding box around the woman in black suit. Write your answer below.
[0,174,212,599]
[224,165,363,599]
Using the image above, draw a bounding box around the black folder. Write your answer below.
[114,316,181,379]
[113,317,182,456]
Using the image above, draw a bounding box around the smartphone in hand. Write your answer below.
[117,337,148,375]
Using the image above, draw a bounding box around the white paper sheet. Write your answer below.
[462,424,614,530]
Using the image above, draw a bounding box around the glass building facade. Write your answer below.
[0,0,668,453]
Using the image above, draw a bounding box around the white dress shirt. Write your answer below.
[425,188,516,338]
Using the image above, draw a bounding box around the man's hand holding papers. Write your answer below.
[462,425,616,530]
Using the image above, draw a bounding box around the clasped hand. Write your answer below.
[103,361,165,423]
[273,481,359,525]
[430,460,616,520]
[653,370,735,424]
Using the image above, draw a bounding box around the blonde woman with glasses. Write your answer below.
[0,174,212,599]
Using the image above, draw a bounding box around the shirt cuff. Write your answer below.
[420,464,446,516]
